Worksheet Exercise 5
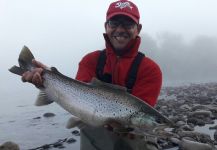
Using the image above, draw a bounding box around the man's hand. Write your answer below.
[104,122,137,139]
[21,59,47,87]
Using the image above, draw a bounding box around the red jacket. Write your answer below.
[76,34,162,107]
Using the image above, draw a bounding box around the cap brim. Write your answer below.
[107,12,139,24]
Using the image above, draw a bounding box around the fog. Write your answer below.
[0,0,217,107]
[140,33,217,85]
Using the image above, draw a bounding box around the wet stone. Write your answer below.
[209,125,217,130]
[57,145,65,149]
[43,112,55,118]
[196,120,206,126]
[0,141,20,150]
[214,130,217,141]
[66,138,77,144]
[53,142,63,148]
[187,118,198,125]
[41,144,50,149]
[176,121,186,127]
[71,130,80,136]
[33,116,41,119]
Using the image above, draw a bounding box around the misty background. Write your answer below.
[0,0,217,114]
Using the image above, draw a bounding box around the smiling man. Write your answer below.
[76,0,161,107]
[76,0,162,150]
[21,0,162,149]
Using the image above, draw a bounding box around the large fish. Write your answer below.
[9,46,173,135]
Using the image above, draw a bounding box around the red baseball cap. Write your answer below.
[106,0,140,24]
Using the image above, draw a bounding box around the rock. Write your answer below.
[189,110,212,118]
[196,119,206,126]
[176,121,186,127]
[191,105,209,111]
[182,137,196,142]
[180,139,213,150]
[33,116,41,119]
[0,141,20,150]
[187,118,206,126]
[187,118,198,125]
[71,130,80,136]
[41,144,50,149]
[177,131,212,143]
[180,104,191,110]
[180,125,194,131]
[214,130,217,141]
[43,112,55,118]
[169,137,180,145]
[53,142,63,148]
[209,125,217,130]
[66,138,76,144]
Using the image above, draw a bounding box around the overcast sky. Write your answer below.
[1,0,217,67]
[1,0,217,103]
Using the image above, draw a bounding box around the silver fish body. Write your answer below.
[9,46,173,131]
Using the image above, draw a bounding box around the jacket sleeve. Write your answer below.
[131,57,162,107]
[75,51,100,82]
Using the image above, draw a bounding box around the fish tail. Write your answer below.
[9,46,35,76]
[8,65,25,76]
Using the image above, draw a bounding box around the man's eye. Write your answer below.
[110,21,119,25]
[123,21,135,26]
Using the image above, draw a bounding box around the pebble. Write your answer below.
[71,130,80,136]
[43,112,55,118]
[0,141,20,150]
[156,83,217,149]
[66,138,77,144]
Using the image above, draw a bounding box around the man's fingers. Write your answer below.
[32,59,47,69]
[21,72,28,82]
[104,122,137,140]
[32,68,44,74]
[22,71,33,83]
[32,72,43,87]
[21,68,43,86]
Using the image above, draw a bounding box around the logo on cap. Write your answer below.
[115,2,133,10]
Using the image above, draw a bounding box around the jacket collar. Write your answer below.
[103,33,141,58]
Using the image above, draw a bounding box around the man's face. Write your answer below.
[105,15,141,51]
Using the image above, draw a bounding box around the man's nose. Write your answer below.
[115,24,126,31]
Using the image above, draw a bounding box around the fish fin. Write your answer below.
[91,77,127,91]
[18,45,35,71]
[8,65,26,76]
[35,91,53,106]
[50,67,64,76]
[113,127,134,133]
[113,126,155,139]
[66,116,85,129]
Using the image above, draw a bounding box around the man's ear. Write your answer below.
[137,24,142,34]
[104,22,108,30]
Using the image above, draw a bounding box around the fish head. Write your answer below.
[130,112,159,128]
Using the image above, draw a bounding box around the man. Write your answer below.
[22,0,162,149]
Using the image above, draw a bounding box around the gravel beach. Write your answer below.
[1,82,217,150]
